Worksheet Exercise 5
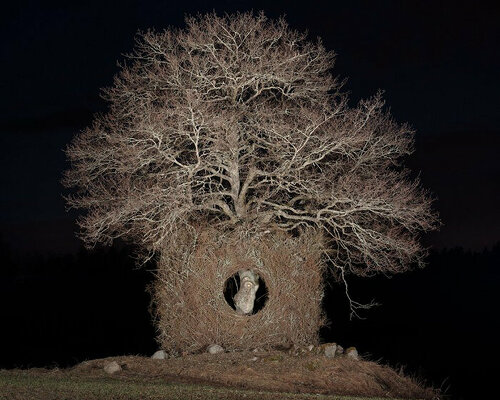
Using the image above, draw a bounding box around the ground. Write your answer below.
[0,351,439,399]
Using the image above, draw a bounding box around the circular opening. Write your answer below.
[223,271,268,315]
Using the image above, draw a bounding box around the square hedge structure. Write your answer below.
[151,226,327,354]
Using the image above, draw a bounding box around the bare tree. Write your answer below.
[64,12,438,316]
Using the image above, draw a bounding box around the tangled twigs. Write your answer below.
[151,225,326,353]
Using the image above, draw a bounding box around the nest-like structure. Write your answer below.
[151,226,327,354]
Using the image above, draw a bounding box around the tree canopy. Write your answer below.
[64,11,438,278]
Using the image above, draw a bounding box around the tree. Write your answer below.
[64,12,438,320]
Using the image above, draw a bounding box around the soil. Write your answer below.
[65,350,439,399]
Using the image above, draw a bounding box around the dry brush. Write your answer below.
[151,226,326,353]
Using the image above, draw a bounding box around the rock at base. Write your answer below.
[324,343,338,358]
[346,347,359,360]
[104,361,122,374]
[151,350,167,360]
[207,344,224,354]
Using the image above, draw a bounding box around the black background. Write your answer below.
[1,2,499,400]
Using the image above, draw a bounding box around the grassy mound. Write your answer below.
[1,352,439,399]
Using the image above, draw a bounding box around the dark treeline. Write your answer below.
[1,240,498,400]
[322,244,500,400]
[0,241,157,369]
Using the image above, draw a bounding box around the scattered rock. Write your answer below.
[346,347,359,360]
[324,343,338,358]
[103,361,121,374]
[207,344,224,354]
[151,350,167,360]
[314,343,330,355]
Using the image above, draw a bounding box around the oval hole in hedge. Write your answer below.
[223,271,268,315]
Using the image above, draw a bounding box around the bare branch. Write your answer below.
[64,11,439,287]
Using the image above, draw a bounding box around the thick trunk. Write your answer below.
[233,269,260,315]
[228,160,246,219]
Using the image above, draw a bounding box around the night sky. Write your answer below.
[1,0,499,256]
[1,2,499,399]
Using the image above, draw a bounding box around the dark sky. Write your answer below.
[1,0,499,256]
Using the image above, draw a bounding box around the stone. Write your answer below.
[336,345,344,355]
[151,350,167,360]
[346,347,359,360]
[234,270,260,315]
[207,344,224,354]
[249,356,258,362]
[314,343,331,355]
[103,361,121,374]
[324,343,337,358]
[307,344,314,352]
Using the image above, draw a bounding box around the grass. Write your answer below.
[0,370,403,400]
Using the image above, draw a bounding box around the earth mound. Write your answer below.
[70,351,439,399]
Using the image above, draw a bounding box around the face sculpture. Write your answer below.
[233,269,260,315]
